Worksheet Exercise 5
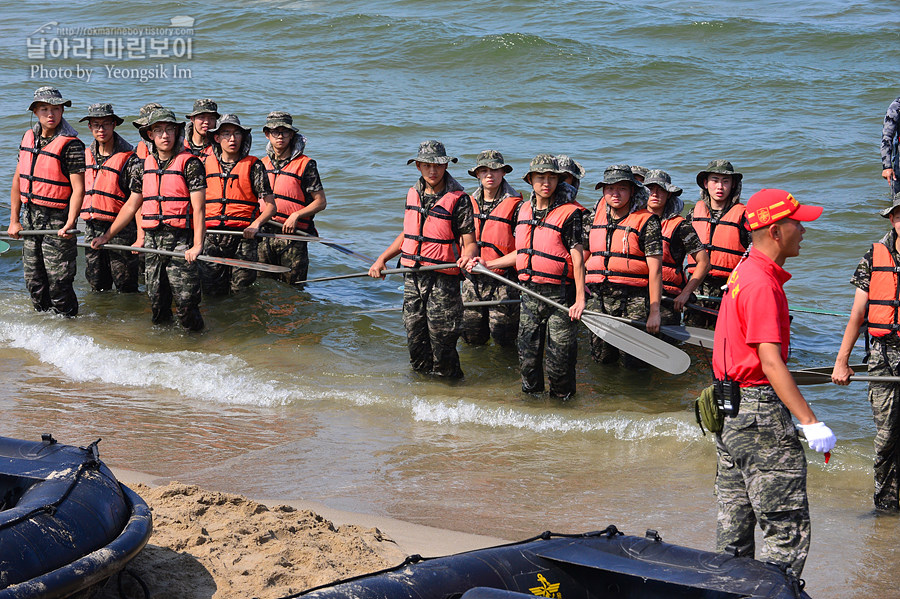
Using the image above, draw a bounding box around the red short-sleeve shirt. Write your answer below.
[712,248,791,386]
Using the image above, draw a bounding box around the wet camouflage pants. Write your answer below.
[21,205,77,316]
[144,228,203,331]
[684,277,727,329]
[83,220,139,293]
[403,270,463,378]
[867,338,900,511]
[518,282,577,399]
[587,283,648,366]
[199,232,259,296]
[715,386,810,575]
[460,273,520,347]
[258,236,309,286]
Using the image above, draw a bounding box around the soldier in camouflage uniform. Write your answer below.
[80,103,141,293]
[133,102,163,159]
[584,165,662,366]
[685,160,749,328]
[184,99,219,156]
[833,197,900,512]
[556,155,585,200]
[629,165,649,183]
[200,114,275,296]
[8,87,84,316]
[882,96,900,197]
[369,141,477,378]
[93,109,206,330]
[468,155,586,399]
[461,150,522,347]
[714,188,834,577]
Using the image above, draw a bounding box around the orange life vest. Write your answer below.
[184,137,213,157]
[868,242,900,338]
[262,154,315,231]
[661,215,687,295]
[688,201,747,279]
[82,147,134,222]
[136,140,150,159]
[399,187,466,276]
[515,200,585,285]
[17,129,77,210]
[204,155,261,229]
[584,203,654,287]
[472,194,523,273]
[141,151,193,230]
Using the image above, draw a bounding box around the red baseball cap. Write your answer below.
[745,189,823,230]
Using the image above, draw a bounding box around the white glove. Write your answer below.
[798,422,836,453]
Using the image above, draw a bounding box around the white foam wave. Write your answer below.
[410,398,702,441]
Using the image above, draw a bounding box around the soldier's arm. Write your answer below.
[831,287,868,385]
[8,167,22,238]
[757,342,818,425]
[60,172,84,238]
[284,190,326,233]
[882,98,900,175]
[569,244,585,321]
[646,254,662,333]
[369,232,404,278]
[92,191,143,248]
[186,189,205,262]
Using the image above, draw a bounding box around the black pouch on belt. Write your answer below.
[714,379,741,417]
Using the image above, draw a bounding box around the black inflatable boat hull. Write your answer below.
[0,435,152,598]
[295,529,810,599]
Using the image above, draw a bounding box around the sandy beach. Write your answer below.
[97,468,504,599]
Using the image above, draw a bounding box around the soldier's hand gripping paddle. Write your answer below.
[472,264,690,374]
[77,242,291,273]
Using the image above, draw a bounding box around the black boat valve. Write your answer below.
[645,529,662,543]
[41,433,57,445]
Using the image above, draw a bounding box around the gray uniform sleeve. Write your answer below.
[883,98,900,170]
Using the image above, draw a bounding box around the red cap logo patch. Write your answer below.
[756,207,771,225]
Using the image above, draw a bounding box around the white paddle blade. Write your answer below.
[580,312,691,374]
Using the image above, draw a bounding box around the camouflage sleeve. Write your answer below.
[882,97,900,170]
[850,248,873,292]
[250,159,272,198]
[129,159,144,194]
[739,212,751,250]
[302,159,324,194]
[62,138,86,176]
[562,208,585,250]
[183,156,207,191]
[581,206,594,248]
[640,214,663,256]
[677,219,704,255]
[453,193,475,236]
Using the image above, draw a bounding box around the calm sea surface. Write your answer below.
[0,1,898,595]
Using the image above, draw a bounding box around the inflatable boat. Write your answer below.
[0,434,152,599]
[292,528,810,599]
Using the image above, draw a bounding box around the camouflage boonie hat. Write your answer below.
[594,164,645,190]
[696,160,743,189]
[185,98,220,119]
[28,86,71,111]
[556,155,586,180]
[407,140,458,165]
[79,103,124,126]
[139,108,184,142]
[522,154,563,183]
[262,111,299,133]
[468,149,513,177]
[209,113,251,135]
[133,103,164,128]
[880,196,900,218]
[642,169,683,197]
[630,165,649,181]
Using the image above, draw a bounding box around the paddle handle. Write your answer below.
[207,228,325,242]
[471,264,568,312]
[299,263,458,284]
[2,229,81,238]
[77,241,187,260]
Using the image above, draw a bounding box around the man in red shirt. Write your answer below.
[712,188,835,577]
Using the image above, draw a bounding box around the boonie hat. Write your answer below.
[133,103,163,128]
[468,149,513,177]
[185,98,220,119]
[263,111,299,133]
[408,140,457,165]
[28,86,71,111]
[642,169,682,197]
[696,160,742,189]
[522,154,563,183]
[139,108,184,142]
[79,103,124,126]
[745,189,822,230]
[594,164,645,190]
[208,113,251,135]
[556,155,586,180]
[630,165,649,181]
[880,196,900,218]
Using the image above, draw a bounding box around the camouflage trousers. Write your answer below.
[21,204,77,316]
[660,292,682,327]
[199,231,259,296]
[460,273,520,347]
[518,282,577,399]
[83,219,139,293]
[403,271,463,379]
[258,225,310,286]
[715,385,810,575]
[684,277,727,329]
[867,338,900,511]
[587,283,648,367]
[144,228,203,331]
